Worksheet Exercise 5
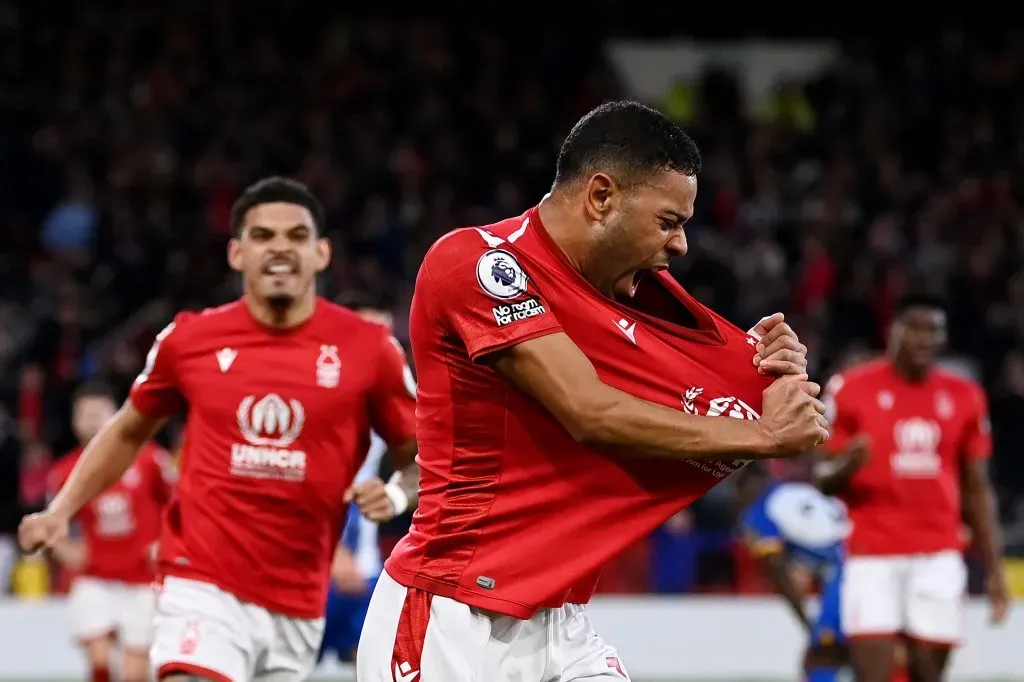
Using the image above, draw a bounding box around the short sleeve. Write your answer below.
[821,374,858,454]
[368,333,417,448]
[741,495,783,556]
[421,230,563,361]
[960,383,992,461]
[129,315,188,419]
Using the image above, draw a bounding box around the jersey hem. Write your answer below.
[78,571,155,586]
[384,560,546,619]
[845,544,964,557]
[159,566,325,620]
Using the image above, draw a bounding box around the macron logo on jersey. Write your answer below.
[615,318,637,344]
[393,661,419,682]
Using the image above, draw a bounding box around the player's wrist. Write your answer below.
[748,420,783,457]
[383,481,410,517]
[45,500,74,523]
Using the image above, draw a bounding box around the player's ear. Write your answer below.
[314,236,332,273]
[227,238,244,272]
[584,173,616,222]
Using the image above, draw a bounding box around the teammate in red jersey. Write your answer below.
[48,381,174,682]
[357,101,828,682]
[817,292,1008,682]
[20,177,419,682]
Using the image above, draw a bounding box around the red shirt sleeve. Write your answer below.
[129,314,189,418]
[368,333,418,448]
[822,374,858,454]
[960,382,992,461]
[421,230,563,361]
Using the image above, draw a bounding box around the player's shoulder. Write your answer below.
[47,448,81,486]
[156,300,246,343]
[825,357,889,395]
[423,213,531,270]
[51,448,81,475]
[931,366,983,392]
[315,299,392,343]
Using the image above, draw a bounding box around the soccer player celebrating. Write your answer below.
[20,177,419,682]
[357,100,828,681]
[48,381,175,682]
[817,292,1008,682]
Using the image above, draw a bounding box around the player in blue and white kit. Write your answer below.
[739,466,851,682]
[319,433,390,664]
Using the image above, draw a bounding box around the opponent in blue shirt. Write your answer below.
[320,431,415,664]
[739,466,851,682]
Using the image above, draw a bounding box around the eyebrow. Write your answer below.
[663,210,690,222]
[248,224,312,232]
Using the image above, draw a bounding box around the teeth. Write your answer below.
[268,263,293,274]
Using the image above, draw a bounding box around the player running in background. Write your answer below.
[358,100,828,681]
[320,304,418,666]
[20,177,419,682]
[818,292,1008,682]
[737,465,851,682]
[48,381,175,682]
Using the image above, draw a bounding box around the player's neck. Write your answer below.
[890,355,930,383]
[537,194,616,297]
[244,293,317,329]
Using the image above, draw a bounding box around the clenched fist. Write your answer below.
[758,374,829,455]
[18,509,70,555]
[344,478,397,523]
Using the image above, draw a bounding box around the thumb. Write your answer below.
[748,312,784,340]
[343,486,355,503]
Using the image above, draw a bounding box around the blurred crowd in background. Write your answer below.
[1,3,1024,595]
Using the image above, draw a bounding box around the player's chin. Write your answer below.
[909,348,938,368]
[264,291,298,310]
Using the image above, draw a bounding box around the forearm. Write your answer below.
[575,386,773,460]
[963,481,1003,573]
[813,452,858,495]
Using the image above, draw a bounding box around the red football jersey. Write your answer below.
[386,206,773,618]
[822,358,991,555]
[49,443,174,584]
[129,298,417,618]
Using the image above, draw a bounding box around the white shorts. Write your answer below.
[150,576,325,682]
[357,570,630,682]
[840,550,967,645]
[68,577,157,650]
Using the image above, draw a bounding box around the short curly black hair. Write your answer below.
[895,291,948,317]
[229,176,325,236]
[554,100,703,190]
